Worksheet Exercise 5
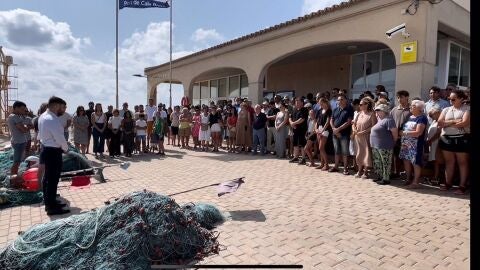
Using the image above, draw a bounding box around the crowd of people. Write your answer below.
[4,83,470,215]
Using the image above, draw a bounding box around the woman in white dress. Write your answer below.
[199,106,211,151]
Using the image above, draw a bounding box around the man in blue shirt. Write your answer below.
[329,94,354,175]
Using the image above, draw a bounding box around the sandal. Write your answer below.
[328,167,338,173]
[406,183,422,189]
[440,183,452,191]
[306,163,316,167]
[454,186,466,195]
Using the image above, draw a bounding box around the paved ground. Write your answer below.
[0,139,470,269]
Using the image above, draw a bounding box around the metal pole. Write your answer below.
[169,0,173,109]
[115,0,119,109]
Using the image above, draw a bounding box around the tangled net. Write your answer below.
[0,145,92,208]
[183,203,225,230]
[0,190,225,269]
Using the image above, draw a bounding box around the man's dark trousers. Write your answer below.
[40,147,63,208]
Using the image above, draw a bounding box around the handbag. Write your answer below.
[201,124,209,131]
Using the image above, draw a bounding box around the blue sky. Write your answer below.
[0,0,343,113]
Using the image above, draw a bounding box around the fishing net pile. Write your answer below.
[0,190,225,269]
[0,148,43,207]
[0,145,92,208]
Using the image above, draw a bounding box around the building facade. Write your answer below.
[144,0,470,106]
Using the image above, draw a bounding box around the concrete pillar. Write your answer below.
[147,79,158,104]
[395,61,436,99]
[393,1,438,101]
[247,81,263,105]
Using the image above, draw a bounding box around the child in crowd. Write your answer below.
[136,114,148,153]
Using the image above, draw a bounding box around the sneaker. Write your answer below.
[289,157,299,163]
[372,177,382,182]
[297,158,306,165]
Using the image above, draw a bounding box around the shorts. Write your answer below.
[179,127,191,137]
[136,135,146,141]
[438,134,470,153]
[332,135,350,156]
[210,123,221,133]
[151,133,164,144]
[12,143,26,163]
[171,126,179,135]
[147,121,154,135]
[292,129,307,147]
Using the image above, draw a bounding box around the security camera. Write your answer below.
[386,23,409,38]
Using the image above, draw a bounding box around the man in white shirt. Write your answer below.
[145,98,157,148]
[38,96,70,215]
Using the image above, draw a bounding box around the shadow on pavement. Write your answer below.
[388,180,470,200]
[228,210,267,222]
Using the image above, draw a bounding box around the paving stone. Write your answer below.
[0,141,470,268]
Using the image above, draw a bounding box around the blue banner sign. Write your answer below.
[119,0,170,9]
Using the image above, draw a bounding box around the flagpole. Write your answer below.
[169,0,173,109]
[115,0,119,109]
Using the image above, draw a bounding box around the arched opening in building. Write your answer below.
[190,67,248,107]
[154,82,184,109]
[261,41,396,101]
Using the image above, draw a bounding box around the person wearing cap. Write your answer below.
[370,103,398,184]
[378,92,389,102]
[85,101,95,154]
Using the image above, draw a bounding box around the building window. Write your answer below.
[448,42,470,88]
[350,49,396,99]
[240,74,248,97]
[210,79,218,100]
[200,81,209,105]
[192,73,246,103]
[229,76,240,97]
[218,78,227,98]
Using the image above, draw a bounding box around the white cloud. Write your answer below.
[191,28,224,44]
[0,9,197,114]
[0,9,90,51]
[301,0,345,15]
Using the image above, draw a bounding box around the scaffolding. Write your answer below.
[0,46,18,134]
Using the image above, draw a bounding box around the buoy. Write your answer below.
[22,168,39,191]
